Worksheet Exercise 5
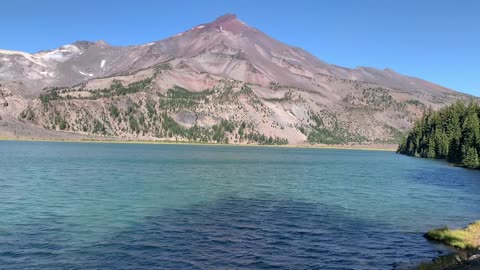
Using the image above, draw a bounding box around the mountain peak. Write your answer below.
[204,14,249,34]
[212,14,238,24]
[95,40,110,47]
[72,40,96,50]
[1,13,466,145]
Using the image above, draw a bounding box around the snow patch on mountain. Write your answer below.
[39,71,55,77]
[0,49,47,67]
[79,71,93,77]
[36,45,82,62]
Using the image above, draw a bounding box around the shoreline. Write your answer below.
[398,153,480,170]
[420,221,480,269]
[0,136,397,152]
[419,249,480,270]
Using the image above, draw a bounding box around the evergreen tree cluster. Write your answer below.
[397,101,480,169]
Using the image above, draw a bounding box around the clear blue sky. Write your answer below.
[2,0,478,96]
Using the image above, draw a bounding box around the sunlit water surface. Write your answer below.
[1,142,479,269]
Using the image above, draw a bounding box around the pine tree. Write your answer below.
[397,100,480,169]
[427,137,436,158]
[463,146,479,169]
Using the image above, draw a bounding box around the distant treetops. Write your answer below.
[397,101,480,169]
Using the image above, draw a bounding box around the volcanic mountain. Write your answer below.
[0,14,472,144]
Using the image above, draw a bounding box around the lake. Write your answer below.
[0,141,479,269]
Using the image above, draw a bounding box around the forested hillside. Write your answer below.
[397,101,480,169]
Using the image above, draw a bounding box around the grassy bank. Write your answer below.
[419,221,480,270]
[425,221,480,249]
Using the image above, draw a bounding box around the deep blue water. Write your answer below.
[0,141,479,269]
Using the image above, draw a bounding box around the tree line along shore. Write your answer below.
[397,101,480,169]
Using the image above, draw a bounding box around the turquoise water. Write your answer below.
[0,141,479,269]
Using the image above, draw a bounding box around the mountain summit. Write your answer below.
[202,14,249,33]
[0,14,472,144]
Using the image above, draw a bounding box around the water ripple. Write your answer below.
[0,142,479,269]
